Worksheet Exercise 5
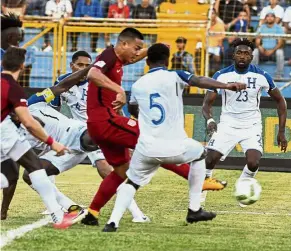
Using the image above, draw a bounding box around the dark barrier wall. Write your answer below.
[24,89,291,172]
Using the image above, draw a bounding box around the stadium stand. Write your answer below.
[2,0,290,96]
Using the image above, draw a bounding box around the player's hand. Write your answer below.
[226,82,246,91]
[277,131,288,152]
[112,91,126,111]
[51,141,70,156]
[207,121,217,137]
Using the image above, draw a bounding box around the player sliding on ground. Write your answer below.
[102,43,247,232]
[202,38,288,206]
[0,47,79,229]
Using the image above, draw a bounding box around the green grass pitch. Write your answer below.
[1,165,291,251]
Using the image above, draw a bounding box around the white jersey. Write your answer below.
[22,102,87,154]
[129,67,193,157]
[51,73,88,123]
[211,64,276,128]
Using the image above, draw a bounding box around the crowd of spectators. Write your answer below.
[1,0,290,78]
[208,0,290,78]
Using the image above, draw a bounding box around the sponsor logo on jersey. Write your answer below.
[94,61,106,68]
[127,119,137,127]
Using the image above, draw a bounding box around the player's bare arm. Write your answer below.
[88,67,126,110]
[268,88,288,152]
[202,91,218,136]
[188,75,246,91]
[14,106,69,155]
[50,65,93,96]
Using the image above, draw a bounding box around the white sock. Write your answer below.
[240,165,258,179]
[205,169,213,178]
[107,183,136,227]
[128,199,145,219]
[53,186,76,211]
[48,175,55,183]
[189,159,206,212]
[29,169,63,223]
[46,175,76,210]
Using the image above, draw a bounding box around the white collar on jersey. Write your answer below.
[148,67,167,73]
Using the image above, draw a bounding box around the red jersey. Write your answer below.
[87,47,124,122]
[1,73,28,122]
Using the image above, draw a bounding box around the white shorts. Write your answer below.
[0,117,31,162]
[127,138,204,186]
[206,122,263,161]
[87,149,105,167]
[40,150,87,173]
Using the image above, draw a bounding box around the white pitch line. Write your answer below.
[216,210,291,216]
[0,217,51,248]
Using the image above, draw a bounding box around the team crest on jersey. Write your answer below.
[94,61,106,68]
[127,119,137,127]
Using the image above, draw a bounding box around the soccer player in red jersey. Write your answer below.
[82,28,194,225]
[0,47,80,228]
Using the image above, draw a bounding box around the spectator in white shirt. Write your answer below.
[283,6,291,34]
[45,0,73,18]
[259,0,284,26]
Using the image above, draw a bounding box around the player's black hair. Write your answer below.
[2,47,26,72]
[147,43,170,64]
[72,51,92,63]
[232,38,255,51]
[118,28,144,41]
[1,13,22,31]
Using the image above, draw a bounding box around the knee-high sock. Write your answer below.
[188,159,206,211]
[127,199,145,219]
[89,171,125,212]
[29,169,63,223]
[161,163,190,180]
[107,183,136,227]
[47,175,76,210]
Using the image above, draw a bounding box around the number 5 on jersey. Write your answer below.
[150,93,165,125]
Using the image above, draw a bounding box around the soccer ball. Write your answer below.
[234,178,262,205]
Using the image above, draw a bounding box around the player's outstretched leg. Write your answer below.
[186,159,216,223]
[103,180,139,232]
[161,161,226,192]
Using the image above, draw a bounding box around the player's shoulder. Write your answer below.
[213,65,235,79]
[94,46,118,69]
[247,64,273,80]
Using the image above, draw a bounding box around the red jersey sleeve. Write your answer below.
[93,47,118,73]
[8,83,28,108]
